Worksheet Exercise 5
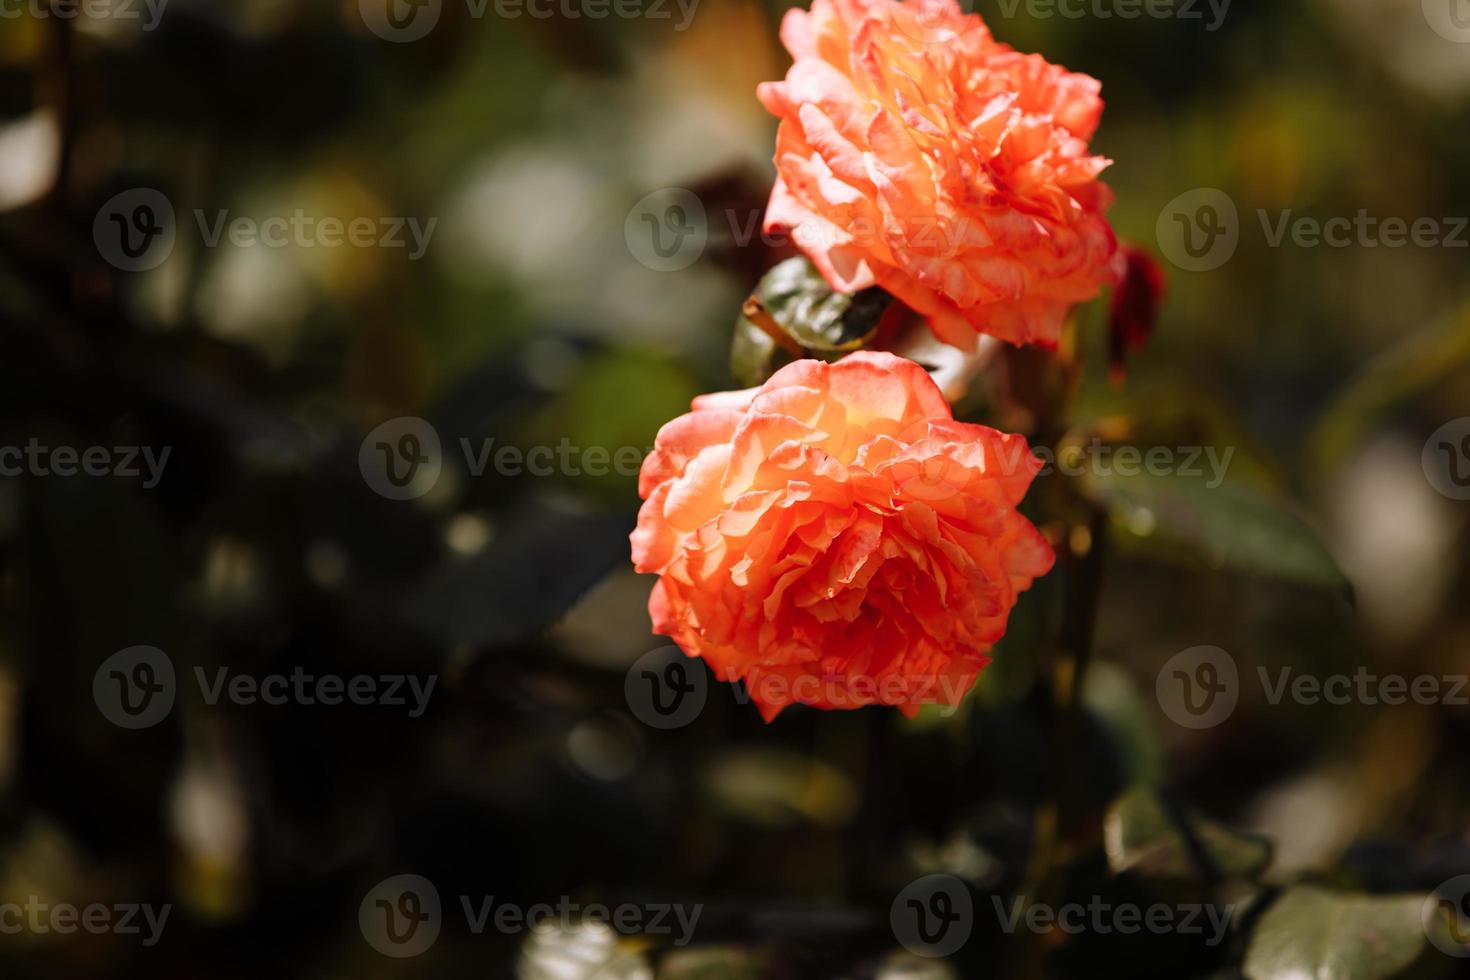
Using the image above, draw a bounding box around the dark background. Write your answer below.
[1,0,1468,976]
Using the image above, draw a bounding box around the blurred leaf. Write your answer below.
[527,348,701,500]
[1242,887,1429,980]
[1084,661,1167,788]
[1105,788,1272,881]
[730,257,890,386]
[404,495,631,649]
[903,832,1004,888]
[1082,470,1352,597]
[701,748,858,828]
[1309,296,1470,474]
[968,565,1059,710]
[871,951,960,979]
[518,922,653,980]
[659,947,763,979]
[1070,380,1286,493]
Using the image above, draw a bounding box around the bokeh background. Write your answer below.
[1,0,1469,976]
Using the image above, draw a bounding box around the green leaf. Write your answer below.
[1104,788,1272,881]
[1308,296,1470,474]
[1243,887,1431,980]
[1081,469,1352,597]
[730,257,891,387]
[1084,662,1167,789]
[731,315,783,389]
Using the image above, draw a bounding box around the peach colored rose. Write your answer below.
[757,0,1120,350]
[631,352,1054,720]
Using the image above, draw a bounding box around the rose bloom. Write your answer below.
[631,352,1054,720]
[757,0,1120,350]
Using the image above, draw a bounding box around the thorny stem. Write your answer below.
[1014,496,1109,973]
[1053,500,1110,821]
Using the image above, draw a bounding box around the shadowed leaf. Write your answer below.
[1082,470,1352,598]
[731,257,890,386]
[1242,887,1431,980]
[1105,788,1272,881]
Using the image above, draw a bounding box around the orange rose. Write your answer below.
[757,0,1120,350]
[631,352,1054,720]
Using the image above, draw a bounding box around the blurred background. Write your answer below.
[0,0,1469,976]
